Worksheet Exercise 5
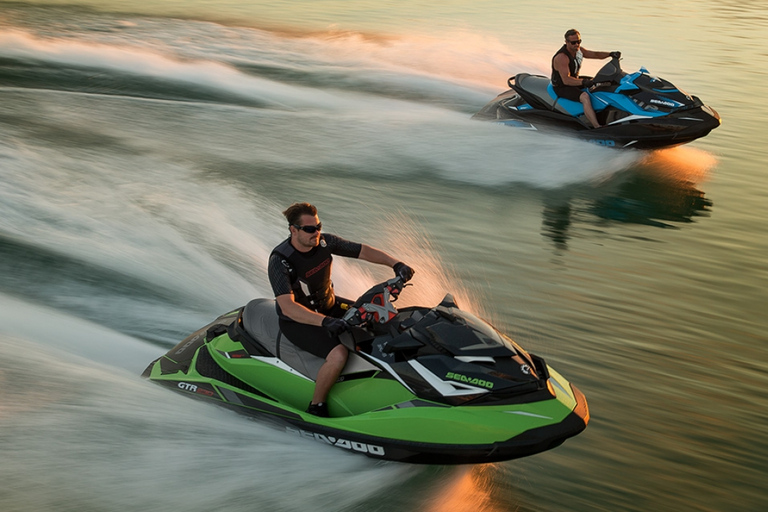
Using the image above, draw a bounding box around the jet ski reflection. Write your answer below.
[541,169,712,249]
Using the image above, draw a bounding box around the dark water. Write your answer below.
[1,2,766,511]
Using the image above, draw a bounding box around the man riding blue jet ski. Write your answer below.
[473,29,720,149]
[551,29,621,129]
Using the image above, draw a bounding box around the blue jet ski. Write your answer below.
[472,56,720,149]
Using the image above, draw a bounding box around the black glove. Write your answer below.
[322,316,349,337]
[581,78,595,88]
[393,262,415,282]
[609,51,621,59]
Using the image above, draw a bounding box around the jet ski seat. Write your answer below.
[240,298,326,380]
[547,83,586,116]
[240,298,377,381]
[546,82,609,117]
[513,72,608,118]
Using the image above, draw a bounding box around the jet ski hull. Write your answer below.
[474,90,720,149]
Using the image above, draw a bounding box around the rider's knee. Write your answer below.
[327,344,348,365]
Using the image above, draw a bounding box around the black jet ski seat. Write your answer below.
[239,298,377,381]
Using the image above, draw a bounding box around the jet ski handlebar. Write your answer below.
[342,276,406,329]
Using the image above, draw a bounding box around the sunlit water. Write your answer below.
[1,1,766,511]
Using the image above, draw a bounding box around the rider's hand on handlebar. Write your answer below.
[581,78,595,89]
[322,316,349,336]
[393,262,415,283]
[609,51,621,59]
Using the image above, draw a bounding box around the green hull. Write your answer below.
[143,306,588,464]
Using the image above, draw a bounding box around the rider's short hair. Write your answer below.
[564,29,580,40]
[282,202,318,226]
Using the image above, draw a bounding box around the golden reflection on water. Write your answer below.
[638,146,718,183]
[425,465,512,512]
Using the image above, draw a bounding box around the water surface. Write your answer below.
[1,1,766,511]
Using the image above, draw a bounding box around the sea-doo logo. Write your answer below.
[588,139,616,147]
[175,334,201,355]
[445,372,494,389]
[286,427,385,456]
[520,364,531,375]
[650,98,676,108]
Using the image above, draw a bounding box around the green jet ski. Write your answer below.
[142,277,589,464]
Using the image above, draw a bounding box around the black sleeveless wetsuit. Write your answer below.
[551,44,584,102]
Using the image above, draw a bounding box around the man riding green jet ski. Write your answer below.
[142,205,589,463]
[265,202,415,418]
[143,273,589,464]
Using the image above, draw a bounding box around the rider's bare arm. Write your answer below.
[276,294,327,325]
[553,53,584,86]
[358,244,399,268]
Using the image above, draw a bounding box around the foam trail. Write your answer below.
[0,27,645,189]
[0,327,419,512]
[0,28,499,114]
[0,132,282,314]
[0,29,356,110]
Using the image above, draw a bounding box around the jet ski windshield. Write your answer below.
[429,305,529,358]
[429,295,530,359]
[593,57,627,83]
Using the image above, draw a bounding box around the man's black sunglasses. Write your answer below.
[568,39,582,45]
[293,223,322,233]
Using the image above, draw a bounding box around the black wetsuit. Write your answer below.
[268,234,362,358]
[551,44,584,102]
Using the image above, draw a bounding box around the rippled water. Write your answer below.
[1,1,766,511]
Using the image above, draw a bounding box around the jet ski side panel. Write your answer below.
[281,382,588,464]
